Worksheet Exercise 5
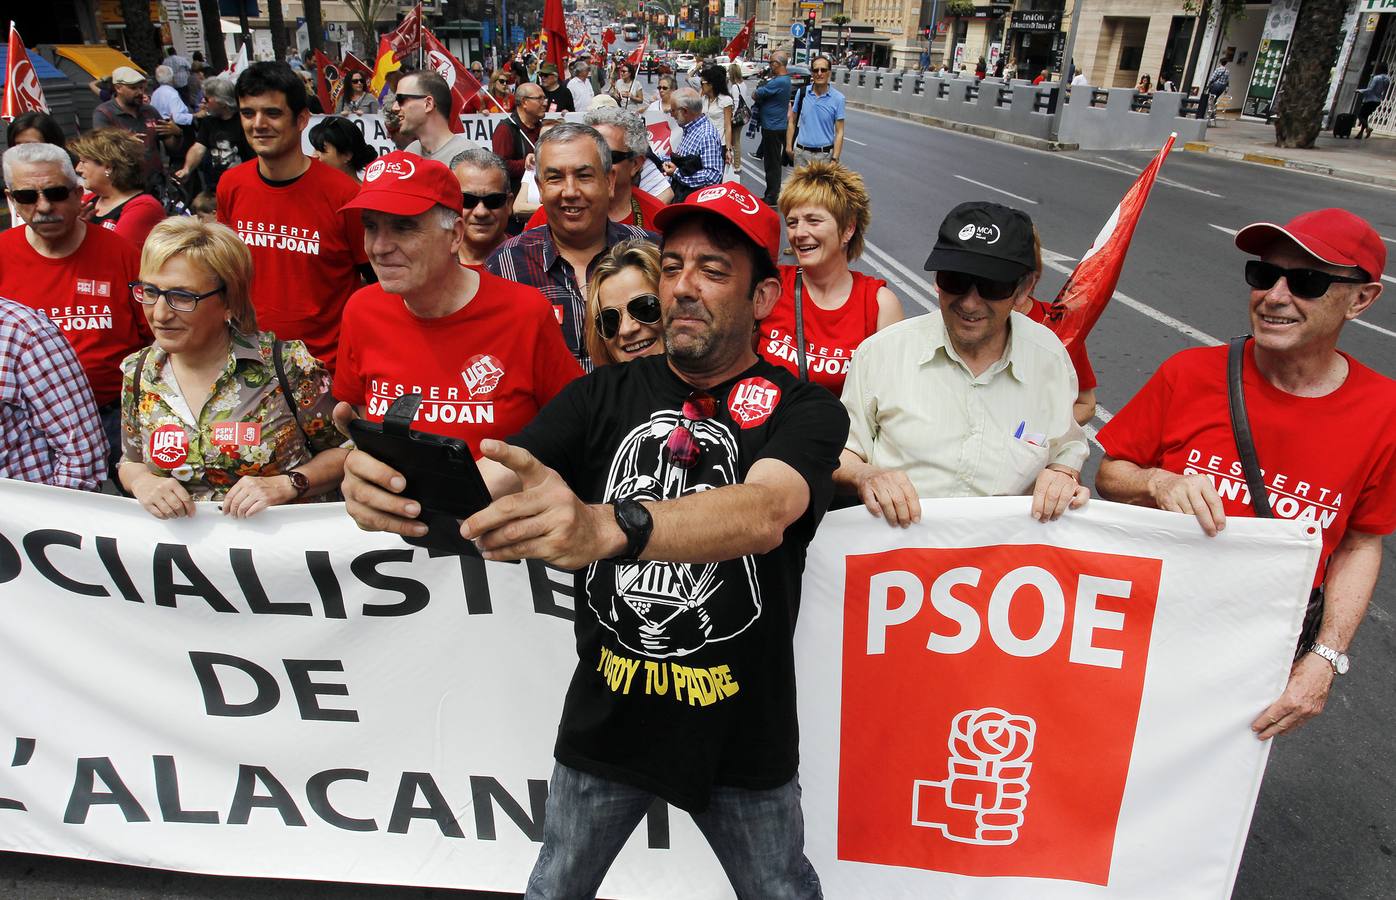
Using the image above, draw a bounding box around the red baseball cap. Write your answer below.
[340,151,464,217]
[1235,208,1385,281]
[653,183,781,267]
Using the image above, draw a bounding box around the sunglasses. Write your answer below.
[1244,259,1368,300]
[8,186,73,204]
[663,391,716,470]
[128,281,225,312]
[812,67,831,73]
[610,149,636,163]
[462,191,509,210]
[350,77,365,84]
[393,92,428,106]
[934,270,1021,302]
[595,293,661,339]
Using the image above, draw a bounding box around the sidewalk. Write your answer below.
[1182,115,1396,189]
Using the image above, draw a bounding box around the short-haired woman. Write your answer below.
[585,239,666,366]
[759,161,903,394]
[118,218,347,519]
[338,71,379,115]
[308,116,378,181]
[70,128,166,249]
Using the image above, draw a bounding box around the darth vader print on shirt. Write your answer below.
[584,408,761,659]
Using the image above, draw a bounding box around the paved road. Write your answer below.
[3,108,1394,898]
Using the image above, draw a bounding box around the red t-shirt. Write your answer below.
[0,224,150,406]
[88,192,166,250]
[524,187,666,232]
[217,158,367,374]
[1025,297,1098,391]
[1098,343,1396,583]
[335,268,583,455]
[758,266,885,395]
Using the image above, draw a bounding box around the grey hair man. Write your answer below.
[568,60,596,110]
[450,148,515,267]
[753,51,792,206]
[486,122,656,368]
[663,88,724,201]
[583,106,669,224]
[150,64,194,126]
[175,75,252,188]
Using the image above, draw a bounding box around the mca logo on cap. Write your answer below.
[959,223,1001,244]
[364,156,416,183]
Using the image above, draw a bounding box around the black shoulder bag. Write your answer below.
[1228,335,1323,652]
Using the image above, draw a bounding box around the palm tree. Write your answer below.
[343,0,397,57]
[118,0,161,73]
[267,0,289,63]
[1273,0,1350,148]
[303,0,325,53]
[197,0,228,71]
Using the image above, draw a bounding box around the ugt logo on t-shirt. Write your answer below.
[461,354,505,398]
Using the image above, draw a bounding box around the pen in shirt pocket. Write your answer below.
[1014,420,1046,447]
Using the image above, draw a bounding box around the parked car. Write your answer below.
[738,58,763,79]
[673,53,697,72]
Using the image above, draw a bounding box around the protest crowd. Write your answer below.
[2,16,1395,897]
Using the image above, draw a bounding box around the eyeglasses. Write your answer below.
[393,93,428,106]
[663,391,716,470]
[812,67,831,74]
[7,186,73,204]
[658,85,672,91]
[934,270,1021,302]
[128,281,225,312]
[462,191,509,210]
[595,293,661,339]
[1244,259,1368,300]
[610,149,636,163]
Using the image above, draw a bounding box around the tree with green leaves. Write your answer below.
[343,0,397,56]
[1273,0,1350,147]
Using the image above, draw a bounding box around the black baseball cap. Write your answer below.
[924,201,1036,282]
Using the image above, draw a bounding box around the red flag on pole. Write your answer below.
[626,37,647,68]
[3,22,48,119]
[722,17,756,60]
[421,27,485,134]
[542,0,568,70]
[312,49,340,115]
[602,27,616,48]
[341,52,375,81]
[385,3,424,61]
[1046,133,1176,349]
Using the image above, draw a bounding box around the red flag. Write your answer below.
[722,17,756,60]
[626,37,647,68]
[312,49,340,115]
[1046,134,1176,349]
[3,23,48,119]
[603,27,616,47]
[421,27,485,134]
[341,52,375,81]
[543,0,567,70]
[385,3,424,61]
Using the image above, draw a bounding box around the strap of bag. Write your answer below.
[272,340,312,448]
[1227,335,1273,517]
[794,268,809,381]
[793,85,808,135]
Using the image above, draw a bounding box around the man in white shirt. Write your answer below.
[1071,68,1089,86]
[835,201,1089,526]
[568,61,596,111]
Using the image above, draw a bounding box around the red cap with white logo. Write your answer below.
[653,183,781,267]
[1235,208,1385,281]
[340,151,464,217]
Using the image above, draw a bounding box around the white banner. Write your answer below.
[0,481,1319,897]
[302,112,597,161]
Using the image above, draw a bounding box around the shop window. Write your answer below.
[1119,46,1143,71]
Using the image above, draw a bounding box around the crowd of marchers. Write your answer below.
[2,52,1394,900]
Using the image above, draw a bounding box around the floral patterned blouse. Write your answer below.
[119,329,341,500]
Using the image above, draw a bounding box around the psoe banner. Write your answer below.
[0,482,1319,897]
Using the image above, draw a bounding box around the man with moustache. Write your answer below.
[339,181,845,897]
[217,61,368,374]
[0,142,150,470]
[486,123,654,369]
[450,149,516,267]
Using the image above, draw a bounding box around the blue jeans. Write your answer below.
[524,762,822,900]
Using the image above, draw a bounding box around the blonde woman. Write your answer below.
[760,161,903,394]
[70,128,165,248]
[118,218,347,519]
[585,239,666,366]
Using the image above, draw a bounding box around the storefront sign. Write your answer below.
[1012,10,1062,32]
[1359,0,1396,12]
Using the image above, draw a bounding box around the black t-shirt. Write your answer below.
[510,355,849,811]
[542,84,575,113]
[195,114,253,184]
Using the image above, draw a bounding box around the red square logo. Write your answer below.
[838,545,1162,885]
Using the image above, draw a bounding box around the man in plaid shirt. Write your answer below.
[0,297,108,491]
[663,88,725,202]
[487,123,654,370]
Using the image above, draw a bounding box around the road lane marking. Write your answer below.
[1041,250,1223,346]
[1091,155,1224,196]
[1353,318,1396,338]
[1084,405,1115,452]
[953,175,1039,204]
[843,137,868,146]
[742,168,938,313]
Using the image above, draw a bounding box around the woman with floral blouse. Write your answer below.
[117,218,347,519]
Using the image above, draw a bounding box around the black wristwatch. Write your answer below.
[286,470,310,498]
[610,498,653,561]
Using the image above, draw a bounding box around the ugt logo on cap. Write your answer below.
[694,185,761,215]
[364,157,417,183]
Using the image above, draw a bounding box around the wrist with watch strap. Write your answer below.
[609,498,653,561]
[1308,642,1350,675]
[285,470,310,499]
